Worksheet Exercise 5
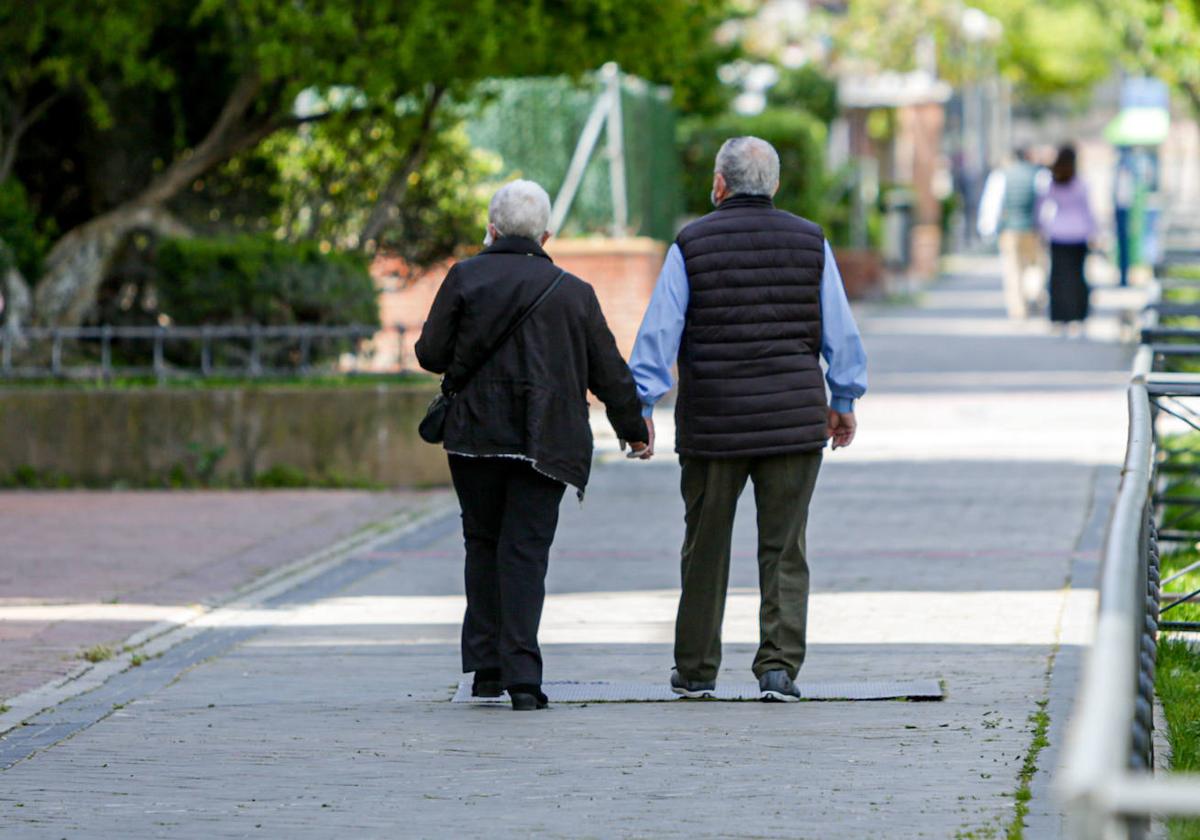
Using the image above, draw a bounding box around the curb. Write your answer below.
[0,496,457,737]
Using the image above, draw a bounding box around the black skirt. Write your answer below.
[1048,242,1089,323]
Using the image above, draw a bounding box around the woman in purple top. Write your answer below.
[1038,145,1095,328]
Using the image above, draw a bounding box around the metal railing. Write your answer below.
[0,324,387,381]
[1059,291,1200,837]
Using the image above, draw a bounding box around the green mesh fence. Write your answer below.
[468,73,682,242]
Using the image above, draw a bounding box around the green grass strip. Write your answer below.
[1156,635,1200,839]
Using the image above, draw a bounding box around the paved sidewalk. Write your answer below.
[0,257,1138,838]
[0,491,447,700]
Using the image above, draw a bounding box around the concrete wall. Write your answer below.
[0,385,451,487]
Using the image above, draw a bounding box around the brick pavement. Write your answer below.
[0,490,447,699]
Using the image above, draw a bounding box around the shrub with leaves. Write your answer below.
[0,179,53,280]
[155,236,378,328]
[678,108,826,222]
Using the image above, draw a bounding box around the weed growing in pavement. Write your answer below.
[1006,700,1050,840]
[80,645,115,663]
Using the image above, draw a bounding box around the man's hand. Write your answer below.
[638,417,655,459]
[827,409,857,450]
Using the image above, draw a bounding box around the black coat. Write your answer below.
[415,236,647,495]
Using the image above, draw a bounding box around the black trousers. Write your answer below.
[448,455,566,687]
[1048,242,1089,323]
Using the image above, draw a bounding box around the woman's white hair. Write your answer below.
[715,136,780,197]
[487,179,552,241]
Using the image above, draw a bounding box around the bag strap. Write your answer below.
[445,268,567,395]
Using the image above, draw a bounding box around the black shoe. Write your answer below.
[508,684,548,711]
[472,669,503,698]
[758,669,802,702]
[669,668,717,699]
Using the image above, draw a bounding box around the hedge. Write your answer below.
[678,108,827,222]
[152,236,379,367]
[155,236,378,329]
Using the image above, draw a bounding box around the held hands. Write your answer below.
[619,417,656,460]
[827,409,857,450]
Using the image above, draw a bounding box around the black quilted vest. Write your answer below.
[675,194,828,458]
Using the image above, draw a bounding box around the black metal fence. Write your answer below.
[0,324,387,381]
[1059,216,1200,836]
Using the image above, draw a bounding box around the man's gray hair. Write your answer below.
[488,179,552,240]
[715,136,780,197]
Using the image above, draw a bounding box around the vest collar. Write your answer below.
[716,193,775,211]
[481,235,553,261]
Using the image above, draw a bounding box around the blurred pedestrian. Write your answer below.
[977,147,1045,318]
[415,180,650,711]
[1038,145,1095,335]
[1113,146,1135,288]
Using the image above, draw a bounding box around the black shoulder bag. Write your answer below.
[418,269,567,444]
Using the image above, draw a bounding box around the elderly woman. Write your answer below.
[415,180,649,711]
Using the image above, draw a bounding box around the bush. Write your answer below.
[155,236,379,328]
[678,108,826,222]
[0,179,53,280]
[766,66,839,126]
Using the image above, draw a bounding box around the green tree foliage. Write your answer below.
[1107,0,1200,115]
[0,1,171,182]
[5,0,733,326]
[975,0,1117,99]
[766,65,839,125]
[831,0,1118,102]
[0,180,53,280]
[188,112,503,272]
[678,108,826,220]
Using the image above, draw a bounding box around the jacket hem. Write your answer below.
[445,448,585,500]
[675,440,828,459]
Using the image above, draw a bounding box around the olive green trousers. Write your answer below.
[674,450,823,683]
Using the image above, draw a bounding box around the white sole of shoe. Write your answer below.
[760,690,801,703]
[671,687,716,699]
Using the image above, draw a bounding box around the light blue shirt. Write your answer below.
[629,241,868,417]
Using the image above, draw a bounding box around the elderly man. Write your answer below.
[416,180,649,711]
[630,136,867,702]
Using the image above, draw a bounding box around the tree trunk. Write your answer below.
[26,67,349,327]
[28,71,271,327]
[1,246,31,340]
[358,87,445,248]
[32,204,189,327]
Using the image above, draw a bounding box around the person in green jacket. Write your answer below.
[978,147,1046,318]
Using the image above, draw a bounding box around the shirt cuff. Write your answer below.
[641,403,655,418]
[830,396,855,414]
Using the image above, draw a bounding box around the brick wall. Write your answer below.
[369,237,665,371]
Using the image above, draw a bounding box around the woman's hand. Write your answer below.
[621,418,655,460]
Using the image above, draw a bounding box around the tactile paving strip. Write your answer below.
[451,678,944,703]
